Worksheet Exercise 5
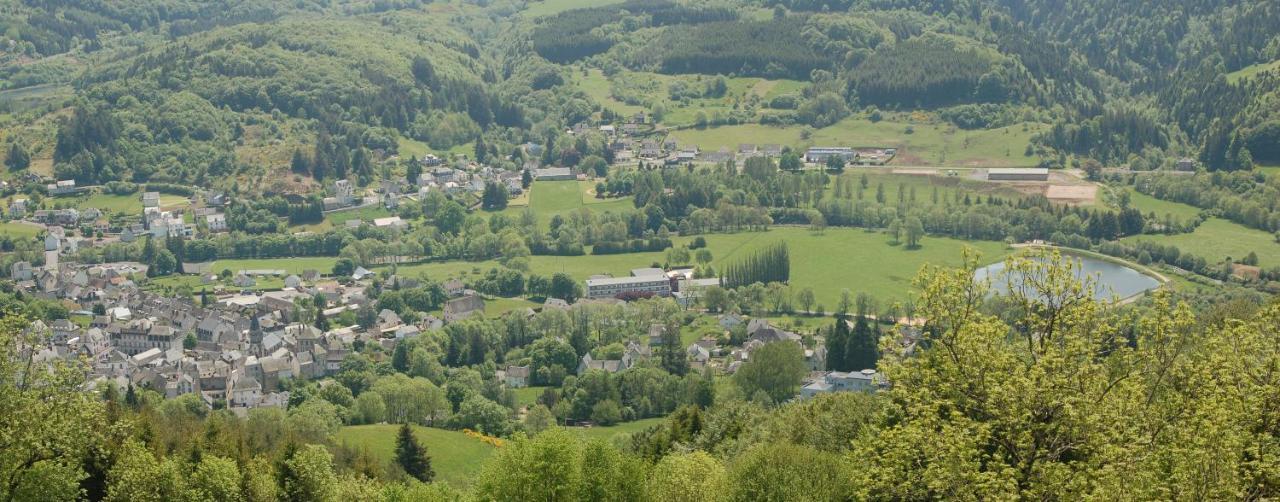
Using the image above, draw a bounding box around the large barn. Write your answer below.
[987,168,1049,181]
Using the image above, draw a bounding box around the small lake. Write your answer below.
[975,253,1161,301]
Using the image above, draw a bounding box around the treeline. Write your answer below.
[1136,171,1280,233]
[645,18,830,80]
[592,237,672,255]
[721,242,790,289]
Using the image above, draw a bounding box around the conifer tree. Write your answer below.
[395,423,434,483]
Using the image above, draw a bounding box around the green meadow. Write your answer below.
[335,425,495,488]
[1123,218,1280,268]
[0,221,42,238]
[671,117,1044,168]
[1125,189,1202,220]
[186,226,1010,307]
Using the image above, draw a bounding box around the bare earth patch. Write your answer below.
[1045,184,1098,205]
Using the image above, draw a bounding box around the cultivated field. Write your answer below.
[335,425,496,487]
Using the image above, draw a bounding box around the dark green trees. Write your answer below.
[394,423,434,483]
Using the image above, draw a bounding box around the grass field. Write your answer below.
[574,69,806,127]
[170,224,1007,306]
[568,417,665,442]
[495,180,635,228]
[0,221,42,238]
[1226,59,1280,83]
[397,136,472,159]
[342,227,1011,306]
[522,0,624,17]
[1123,218,1280,267]
[513,386,549,407]
[1125,189,1201,220]
[296,205,393,232]
[672,117,1044,168]
[335,425,495,487]
[81,193,142,213]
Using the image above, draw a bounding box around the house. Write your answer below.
[718,313,743,331]
[10,261,32,281]
[1176,158,1197,171]
[372,216,406,230]
[232,273,256,288]
[504,365,531,388]
[444,294,484,323]
[352,267,374,281]
[48,179,76,195]
[142,192,161,208]
[7,199,27,218]
[444,278,465,297]
[205,214,228,233]
[230,373,263,407]
[284,275,303,289]
[334,179,355,206]
[535,167,574,181]
[800,369,882,398]
[376,309,403,332]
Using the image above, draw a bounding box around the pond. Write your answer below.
[975,253,1161,301]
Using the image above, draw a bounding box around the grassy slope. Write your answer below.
[495,180,635,228]
[1123,218,1280,267]
[574,69,806,127]
[672,117,1044,167]
[0,221,42,238]
[1226,59,1280,84]
[569,417,665,441]
[1125,189,1201,220]
[335,425,495,488]
[523,0,626,17]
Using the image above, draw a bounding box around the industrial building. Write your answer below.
[986,168,1049,181]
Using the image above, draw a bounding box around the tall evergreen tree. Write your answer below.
[395,423,435,482]
[826,315,850,371]
[846,315,879,371]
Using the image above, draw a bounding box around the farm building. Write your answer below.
[535,167,574,181]
[987,168,1049,181]
[805,147,855,163]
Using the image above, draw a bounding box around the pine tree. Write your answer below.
[395,423,435,482]
[826,315,849,371]
[846,315,879,371]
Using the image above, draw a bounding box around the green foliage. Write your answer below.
[733,341,807,403]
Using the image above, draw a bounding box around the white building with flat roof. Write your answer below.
[585,268,671,299]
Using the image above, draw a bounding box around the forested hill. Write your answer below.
[0,0,1278,194]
